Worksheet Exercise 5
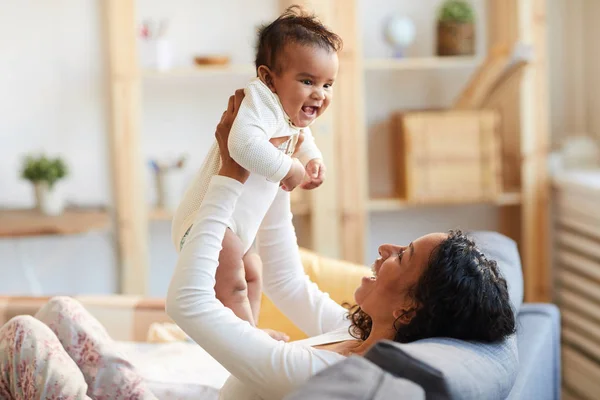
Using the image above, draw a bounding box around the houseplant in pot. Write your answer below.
[21,154,68,215]
[436,0,475,56]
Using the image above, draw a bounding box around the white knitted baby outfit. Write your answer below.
[171,77,322,252]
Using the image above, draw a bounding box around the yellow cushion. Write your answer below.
[257,248,367,341]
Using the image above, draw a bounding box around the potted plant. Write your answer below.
[436,0,475,56]
[21,154,68,215]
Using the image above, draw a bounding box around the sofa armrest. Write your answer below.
[0,295,170,342]
[508,303,561,400]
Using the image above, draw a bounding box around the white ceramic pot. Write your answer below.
[155,169,184,212]
[34,182,65,216]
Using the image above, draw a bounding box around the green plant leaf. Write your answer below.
[438,0,475,23]
[20,154,68,189]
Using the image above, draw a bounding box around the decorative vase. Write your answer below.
[34,181,65,216]
[436,21,475,56]
[154,169,183,212]
[383,15,416,58]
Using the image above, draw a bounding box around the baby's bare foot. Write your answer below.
[262,328,290,342]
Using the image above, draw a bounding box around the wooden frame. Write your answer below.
[104,0,550,299]
[103,0,148,295]
[486,0,551,302]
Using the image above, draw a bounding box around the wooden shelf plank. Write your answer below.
[363,56,481,71]
[142,64,256,78]
[149,202,311,222]
[291,202,311,217]
[148,208,173,221]
[0,208,110,238]
[368,192,522,212]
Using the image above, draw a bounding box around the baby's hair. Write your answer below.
[255,5,343,73]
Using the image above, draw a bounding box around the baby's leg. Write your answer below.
[243,250,263,324]
[0,315,92,399]
[215,228,256,325]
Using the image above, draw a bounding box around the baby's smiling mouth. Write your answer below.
[301,106,318,116]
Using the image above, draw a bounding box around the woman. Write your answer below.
[165,89,516,400]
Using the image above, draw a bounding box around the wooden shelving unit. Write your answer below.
[143,57,480,78]
[368,192,522,213]
[142,64,256,78]
[149,201,311,223]
[103,0,550,301]
[0,208,111,238]
[364,56,481,71]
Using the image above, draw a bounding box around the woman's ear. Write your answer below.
[393,307,416,325]
[257,65,276,92]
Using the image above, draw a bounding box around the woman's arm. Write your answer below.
[257,188,348,337]
[166,91,338,399]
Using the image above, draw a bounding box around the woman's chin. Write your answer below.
[354,278,373,304]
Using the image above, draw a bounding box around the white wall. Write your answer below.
[0,0,110,208]
[0,0,578,295]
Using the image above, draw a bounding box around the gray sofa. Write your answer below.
[285,232,561,400]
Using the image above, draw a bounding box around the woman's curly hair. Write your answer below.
[346,230,516,343]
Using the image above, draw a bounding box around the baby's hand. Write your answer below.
[301,158,326,190]
[281,158,305,191]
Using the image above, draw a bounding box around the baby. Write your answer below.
[171,5,342,336]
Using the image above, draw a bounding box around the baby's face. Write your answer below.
[271,43,339,128]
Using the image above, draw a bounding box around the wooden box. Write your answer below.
[392,110,502,203]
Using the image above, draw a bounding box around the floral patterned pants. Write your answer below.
[0,297,157,400]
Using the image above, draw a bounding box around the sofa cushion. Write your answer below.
[363,231,522,400]
[284,356,425,400]
[115,341,229,400]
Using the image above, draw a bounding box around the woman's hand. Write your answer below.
[217,89,249,183]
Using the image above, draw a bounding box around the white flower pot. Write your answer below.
[155,169,184,212]
[34,182,65,216]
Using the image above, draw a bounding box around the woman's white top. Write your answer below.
[166,176,354,400]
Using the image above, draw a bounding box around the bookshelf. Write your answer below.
[103,0,550,302]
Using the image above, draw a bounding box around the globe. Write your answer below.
[384,15,416,58]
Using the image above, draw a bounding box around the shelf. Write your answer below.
[142,64,256,78]
[150,201,311,222]
[291,202,311,217]
[368,192,522,212]
[141,57,479,77]
[363,56,481,71]
[0,208,111,238]
[149,208,173,221]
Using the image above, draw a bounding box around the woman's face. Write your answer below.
[354,233,447,322]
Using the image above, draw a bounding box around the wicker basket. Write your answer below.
[437,21,475,56]
[392,110,502,203]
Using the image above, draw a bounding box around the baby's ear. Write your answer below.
[257,65,276,92]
